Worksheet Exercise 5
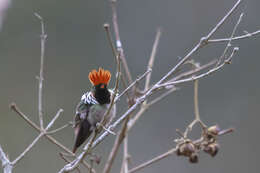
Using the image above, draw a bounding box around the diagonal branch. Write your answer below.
[115,69,152,102]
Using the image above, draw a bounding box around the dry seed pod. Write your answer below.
[189,153,199,163]
[204,143,219,157]
[178,142,196,157]
[208,125,221,136]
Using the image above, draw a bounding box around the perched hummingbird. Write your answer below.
[73,68,116,153]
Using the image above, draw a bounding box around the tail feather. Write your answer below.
[73,119,92,153]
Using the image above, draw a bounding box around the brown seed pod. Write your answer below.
[204,143,219,157]
[189,153,199,163]
[178,142,196,157]
[208,125,221,136]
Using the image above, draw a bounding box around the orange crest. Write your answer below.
[88,68,111,86]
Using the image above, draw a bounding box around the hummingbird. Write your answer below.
[72,68,116,153]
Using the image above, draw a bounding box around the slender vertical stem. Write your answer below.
[103,117,129,173]
[111,0,133,84]
[144,28,162,93]
[35,13,47,129]
[123,136,129,173]
[194,80,200,120]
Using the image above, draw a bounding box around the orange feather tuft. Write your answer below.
[88,68,111,86]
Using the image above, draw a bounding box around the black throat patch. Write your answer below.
[94,84,111,105]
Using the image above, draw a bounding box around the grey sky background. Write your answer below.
[0,0,259,173]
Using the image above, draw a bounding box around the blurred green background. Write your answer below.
[0,0,260,172]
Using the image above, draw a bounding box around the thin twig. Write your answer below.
[208,29,260,43]
[169,59,217,82]
[205,0,242,41]
[103,117,129,173]
[127,60,216,130]
[100,51,121,128]
[121,134,129,173]
[216,13,244,66]
[158,47,239,88]
[12,133,44,165]
[104,22,132,102]
[46,123,71,135]
[45,109,64,130]
[127,87,178,131]
[147,87,178,107]
[10,103,75,156]
[111,0,132,84]
[115,69,152,102]
[12,109,63,165]
[10,103,41,131]
[194,80,200,121]
[34,12,47,129]
[157,0,242,83]
[104,23,118,61]
[144,28,162,94]
[129,148,177,173]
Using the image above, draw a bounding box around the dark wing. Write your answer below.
[73,100,92,153]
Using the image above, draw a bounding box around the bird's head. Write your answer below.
[88,68,111,104]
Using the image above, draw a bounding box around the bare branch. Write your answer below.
[58,132,98,173]
[34,12,47,129]
[115,69,152,102]
[0,146,12,173]
[147,87,178,107]
[160,0,242,83]
[104,23,118,60]
[205,0,242,41]
[144,28,162,92]
[158,47,239,88]
[10,103,74,155]
[169,59,217,82]
[12,133,44,165]
[121,135,129,173]
[10,103,41,132]
[46,123,71,135]
[110,0,132,84]
[45,109,64,130]
[103,117,129,173]
[100,51,121,128]
[59,153,81,173]
[208,29,260,43]
[216,13,244,66]
[129,148,177,173]
[194,80,200,121]
[12,109,63,165]
[89,0,243,151]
